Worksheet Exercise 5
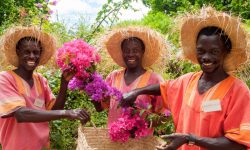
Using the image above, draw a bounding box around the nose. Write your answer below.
[127,50,136,57]
[201,52,211,62]
[29,52,35,59]
[128,51,133,56]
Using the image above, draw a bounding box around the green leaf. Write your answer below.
[139,109,145,116]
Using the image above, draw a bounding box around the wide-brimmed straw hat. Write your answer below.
[1,26,56,67]
[181,7,248,72]
[103,26,166,68]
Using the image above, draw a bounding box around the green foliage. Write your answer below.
[0,0,44,26]
[245,20,250,32]
[40,70,107,149]
[154,117,175,136]
[164,59,200,79]
[142,11,180,46]
[142,0,197,15]
[142,11,172,34]
[143,0,250,19]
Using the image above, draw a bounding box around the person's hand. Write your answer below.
[156,133,189,150]
[65,109,90,125]
[62,63,77,82]
[120,89,140,107]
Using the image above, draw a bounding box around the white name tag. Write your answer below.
[202,100,221,112]
[34,98,44,108]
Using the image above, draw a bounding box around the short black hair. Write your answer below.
[121,37,145,52]
[16,37,42,51]
[197,26,232,52]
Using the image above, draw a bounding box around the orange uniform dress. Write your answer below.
[160,72,250,150]
[0,71,55,150]
[104,69,165,127]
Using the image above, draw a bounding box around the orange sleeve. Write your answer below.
[160,81,170,110]
[36,74,56,110]
[0,72,26,116]
[224,80,250,148]
[160,72,195,109]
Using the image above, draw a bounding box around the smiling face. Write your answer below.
[16,37,42,71]
[196,34,227,73]
[195,27,231,74]
[121,37,145,69]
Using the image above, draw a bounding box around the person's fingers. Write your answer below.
[157,142,167,148]
[119,100,126,107]
[165,141,179,150]
[156,144,168,150]
[156,146,166,150]
[79,115,89,125]
[80,119,87,125]
[160,133,177,139]
[81,110,90,120]
[79,109,91,122]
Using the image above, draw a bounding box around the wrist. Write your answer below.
[60,110,68,118]
[61,76,69,85]
[135,88,143,96]
[186,134,197,146]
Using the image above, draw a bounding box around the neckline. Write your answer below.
[10,70,35,89]
[196,72,232,96]
[122,69,147,87]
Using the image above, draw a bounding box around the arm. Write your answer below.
[157,133,246,150]
[121,84,161,107]
[92,100,104,112]
[52,65,77,110]
[194,135,246,150]
[51,77,69,110]
[14,107,90,125]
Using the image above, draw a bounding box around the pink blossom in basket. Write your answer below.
[109,108,150,142]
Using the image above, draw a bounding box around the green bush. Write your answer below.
[41,70,107,149]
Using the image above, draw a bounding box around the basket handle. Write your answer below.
[90,120,97,129]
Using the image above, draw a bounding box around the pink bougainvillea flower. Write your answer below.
[56,39,100,82]
[49,0,58,5]
[56,39,121,102]
[109,108,150,142]
[48,9,54,15]
[35,3,43,8]
[164,109,171,117]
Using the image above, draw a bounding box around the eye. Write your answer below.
[23,50,30,55]
[212,49,220,55]
[122,49,129,54]
[34,51,40,55]
[196,48,204,55]
[132,48,139,53]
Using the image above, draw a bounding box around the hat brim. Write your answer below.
[181,10,248,72]
[2,26,56,67]
[104,27,166,68]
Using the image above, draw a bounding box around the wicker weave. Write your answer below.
[76,126,164,150]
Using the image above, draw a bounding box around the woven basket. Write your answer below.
[76,125,164,150]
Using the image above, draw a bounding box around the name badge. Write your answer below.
[34,98,44,108]
[202,100,221,112]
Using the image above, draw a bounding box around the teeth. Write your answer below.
[203,63,212,66]
[128,60,135,62]
[27,61,35,66]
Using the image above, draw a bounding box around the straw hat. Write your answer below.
[1,26,56,67]
[103,26,166,68]
[181,7,248,72]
